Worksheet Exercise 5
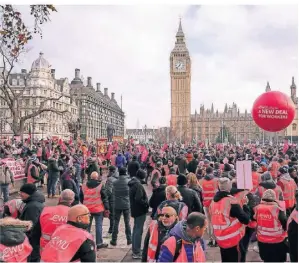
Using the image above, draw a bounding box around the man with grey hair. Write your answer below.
[32,189,75,255]
[151,161,163,189]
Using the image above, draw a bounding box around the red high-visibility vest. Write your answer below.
[5,199,24,218]
[277,178,297,209]
[269,162,279,180]
[251,172,261,193]
[255,202,287,243]
[163,165,170,176]
[209,196,245,248]
[41,224,94,262]
[82,183,104,213]
[166,174,177,186]
[258,185,283,201]
[147,221,159,262]
[162,236,205,262]
[27,164,38,184]
[287,209,298,231]
[0,236,32,262]
[202,178,218,207]
[40,205,70,250]
[233,191,257,229]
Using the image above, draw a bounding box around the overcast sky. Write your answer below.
[15,5,298,129]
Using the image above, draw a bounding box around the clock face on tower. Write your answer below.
[174,60,186,71]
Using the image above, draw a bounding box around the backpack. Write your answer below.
[160,234,182,262]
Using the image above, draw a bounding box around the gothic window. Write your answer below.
[12,79,17,86]
[292,123,297,131]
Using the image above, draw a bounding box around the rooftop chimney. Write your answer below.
[87,77,92,87]
[51,69,55,78]
[104,88,108,96]
[75,68,80,79]
[111,92,115,100]
[21,69,27,74]
[96,83,101,92]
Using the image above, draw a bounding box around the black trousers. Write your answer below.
[108,199,114,233]
[220,243,245,262]
[240,227,255,262]
[258,241,288,262]
[112,209,132,242]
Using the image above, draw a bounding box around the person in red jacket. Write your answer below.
[277,166,297,216]
[35,189,75,251]
[81,171,109,249]
[254,189,288,262]
[0,217,33,262]
[41,204,96,262]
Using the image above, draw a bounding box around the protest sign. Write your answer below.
[236,160,252,190]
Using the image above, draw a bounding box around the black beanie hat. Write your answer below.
[119,167,127,175]
[20,183,37,195]
[177,174,188,186]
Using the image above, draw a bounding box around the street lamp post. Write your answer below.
[144,124,147,143]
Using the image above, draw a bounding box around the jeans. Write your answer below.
[47,176,58,196]
[0,184,9,202]
[132,214,146,255]
[112,209,132,242]
[89,213,104,245]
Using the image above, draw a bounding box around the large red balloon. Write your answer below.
[252,91,295,132]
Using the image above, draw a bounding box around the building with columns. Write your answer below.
[70,69,125,141]
[170,20,296,144]
[0,52,78,140]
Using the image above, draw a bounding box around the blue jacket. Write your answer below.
[116,154,126,168]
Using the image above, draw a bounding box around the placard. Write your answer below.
[236,160,253,190]
[112,136,124,143]
[1,158,25,180]
[97,138,108,154]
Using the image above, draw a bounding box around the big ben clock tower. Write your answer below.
[170,19,191,142]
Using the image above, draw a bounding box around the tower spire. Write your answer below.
[176,18,185,38]
[291,76,297,99]
[265,81,271,92]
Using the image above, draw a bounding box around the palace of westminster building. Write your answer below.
[169,20,298,144]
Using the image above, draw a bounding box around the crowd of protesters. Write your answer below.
[0,137,298,262]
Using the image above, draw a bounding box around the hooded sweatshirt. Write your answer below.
[158,220,206,262]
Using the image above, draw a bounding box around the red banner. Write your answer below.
[1,158,25,180]
[97,138,108,155]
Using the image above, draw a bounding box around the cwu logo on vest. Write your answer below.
[50,215,68,224]
[50,236,70,250]
[258,213,272,220]
[3,244,24,259]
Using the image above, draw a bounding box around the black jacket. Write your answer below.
[189,184,203,204]
[213,191,250,224]
[128,160,140,178]
[128,177,149,218]
[85,162,102,181]
[149,184,166,218]
[112,175,130,210]
[68,221,96,262]
[175,156,188,174]
[61,178,80,205]
[47,158,60,179]
[177,185,203,214]
[19,191,45,232]
[187,158,199,173]
[142,220,177,262]
[80,179,109,214]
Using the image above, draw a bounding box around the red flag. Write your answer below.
[283,139,289,154]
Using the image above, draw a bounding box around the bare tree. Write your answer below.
[0,5,72,137]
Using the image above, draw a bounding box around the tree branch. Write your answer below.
[21,108,69,122]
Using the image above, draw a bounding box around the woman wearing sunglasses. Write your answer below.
[142,206,178,262]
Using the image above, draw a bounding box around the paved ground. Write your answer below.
[10,181,266,262]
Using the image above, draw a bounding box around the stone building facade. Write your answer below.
[125,128,157,143]
[170,20,296,144]
[0,52,78,140]
[70,69,125,141]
